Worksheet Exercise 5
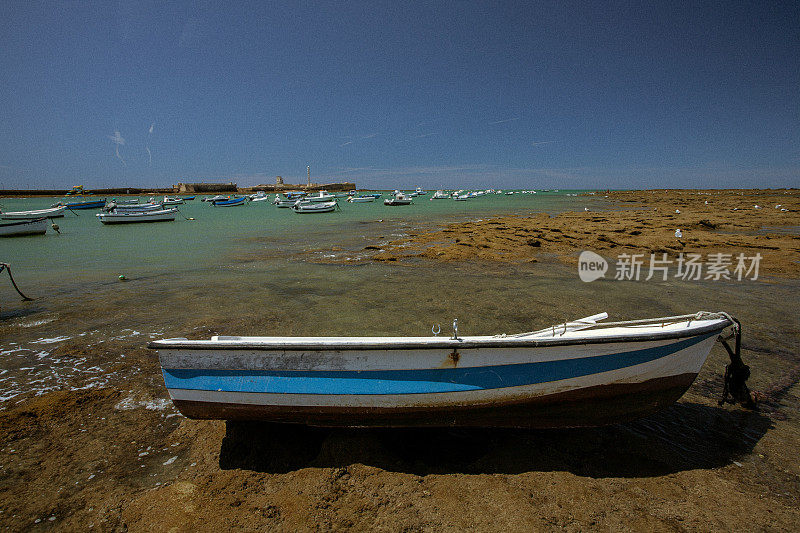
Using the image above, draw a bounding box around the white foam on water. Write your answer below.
[114,396,172,411]
[30,336,72,344]
[0,342,119,407]
[15,317,57,328]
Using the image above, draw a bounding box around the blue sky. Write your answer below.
[1,1,798,190]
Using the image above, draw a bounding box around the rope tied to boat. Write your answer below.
[0,262,34,301]
[716,314,757,409]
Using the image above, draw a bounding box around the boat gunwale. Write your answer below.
[147,317,730,351]
[0,206,66,219]
[97,208,177,218]
[0,216,49,228]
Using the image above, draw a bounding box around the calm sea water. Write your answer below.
[0,191,596,286]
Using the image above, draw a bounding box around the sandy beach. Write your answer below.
[1,189,799,532]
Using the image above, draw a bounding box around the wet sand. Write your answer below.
[1,189,799,531]
[370,189,800,277]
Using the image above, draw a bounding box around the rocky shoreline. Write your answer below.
[370,189,800,278]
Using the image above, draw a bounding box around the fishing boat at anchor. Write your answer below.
[104,201,163,212]
[161,196,185,205]
[96,208,178,224]
[291,200,338,213]
[1,206,66,219]
[348,195,375,203]
[274,196,298,208]
[211,197,246,207]
[249,191,271,202]
[384,192,413,206]
[305,190,335,203]
[52,199,107,210]
[0,217,49,237]
[150,311,752,428]
[201,195,228,202]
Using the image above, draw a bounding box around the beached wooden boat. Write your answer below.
[292,200,338,213]
[150,311,746,428]
[1,206,66,219]
[0,217,49,237]
[96,208,177,224]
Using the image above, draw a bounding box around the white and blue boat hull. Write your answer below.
[152,314,730,428]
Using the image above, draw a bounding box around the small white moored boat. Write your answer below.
[306,190,335,203]
[0,217,49,236]
[105,202,163,212]
[96,208,178,224]
[1,206,66,219]
[291,200,338,213]
[249,192,271,202]
[162,196,185,205]
[384,192,413,206]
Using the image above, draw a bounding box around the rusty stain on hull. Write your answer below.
[449,349,460,365]
[171,373,698,429]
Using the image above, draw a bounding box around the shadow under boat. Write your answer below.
[218,401,772,477]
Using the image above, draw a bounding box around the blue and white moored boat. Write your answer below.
[52,199,107,209]
[211,197,246,207]
[150,311,751,428]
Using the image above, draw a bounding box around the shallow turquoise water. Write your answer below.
[0,191,599,285]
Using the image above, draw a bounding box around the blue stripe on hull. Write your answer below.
[163,333,714,395]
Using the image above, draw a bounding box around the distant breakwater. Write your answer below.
[0,187,175,197]
[1,181,357,198]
